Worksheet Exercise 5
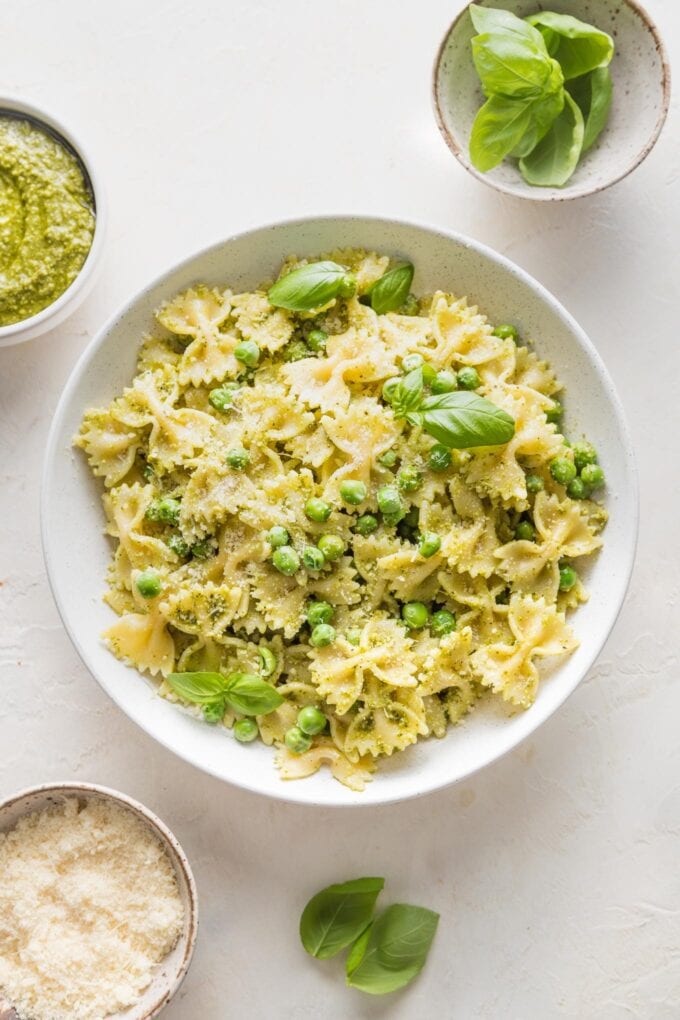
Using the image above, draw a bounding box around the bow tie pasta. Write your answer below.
[75,249,606,790]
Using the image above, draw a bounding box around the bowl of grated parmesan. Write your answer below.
[0,782,198,1020]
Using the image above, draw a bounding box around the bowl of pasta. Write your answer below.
[42,216,637,806]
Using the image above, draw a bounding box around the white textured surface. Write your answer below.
[0,0,678,1016]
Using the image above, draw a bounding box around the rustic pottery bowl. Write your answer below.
[0,782,198,1019]
[433,0,671,201]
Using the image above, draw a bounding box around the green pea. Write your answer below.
[167,533,190,558]
[418,532,441,558]
[345,628,362,646]
[305,497,331,523]
[234,340,260,367]
[145,497,181,526]
[546,401,563,424]
[191,539,214,560]
[307,328,328,352]
[383,511,404,528]
[515,520,536,541]
[338,275,357,299]
[307,601,333,626]
[318,534,345,561]
[431,370,457,394]
[382,377,400,403]
[209,383,239,412]
[377,485,403,518]
[525,473,544,494]
[226,446,250,470]
[258,647,277,677]
[457,366,481,390]
[272,545,300,576]
[580,463,605,488]
[354,514,378,536]
[284,726,312,755]
[297,705,327,736]
[377,449,397,468]
[397,465,422,493]
[573,442,598,472]
[431,609,456,636]
[492,324,519,341]
[567,477,588,500]
[428,444,452,472]
[550,457,577,485]
[339,479,367,505]
[400,294,419,316]
[559,564,577,592]
[402,353,424,372]
[310,623,336,648]
[203,702,225,724]
[284,340,310,362]
[401,601,429,630]
[303,546,325,571]
[136,569,162,599]
[266,525,289,548]
[234,717,259,742]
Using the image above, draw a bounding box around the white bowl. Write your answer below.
[42,215,638,806]
[0,782,198,1019]
[433,0,671,201]
[0,97,107,347]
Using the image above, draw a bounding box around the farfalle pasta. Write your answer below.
[75,249,606,790]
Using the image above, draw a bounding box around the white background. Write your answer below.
[1,1,679,1016]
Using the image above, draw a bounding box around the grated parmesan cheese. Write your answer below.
[0,796,184,1020]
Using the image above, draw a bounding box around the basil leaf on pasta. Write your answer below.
[420,391,516,448]
[223,673,284,715]
[167,671,228,704]
[391,366,423,417]
[300,877,385,960]
[268,261,356,311]
[345,904,440,995]
[368,263,414,315]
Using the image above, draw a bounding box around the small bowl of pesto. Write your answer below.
[0,96,106,346]
[432,0,671,200]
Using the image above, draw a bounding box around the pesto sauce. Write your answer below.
[0,115,95,326]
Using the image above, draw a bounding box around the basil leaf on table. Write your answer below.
[167,671,228,705]
[369,263,414,315]
[415,391,516,449]
[268,261,356,311]
[526,11,614,80]
[391,367,424,417]
[345,904,440,995]
[520,91,585,187]
[300,877,385,960]
[345,923,373,977]
[167,670,283,716]
[471,31,555,99]
[568,67,613,152]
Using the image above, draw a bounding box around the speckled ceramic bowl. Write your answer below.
[433,0,671,200]
[0,96,107,347]
[42,215,638,806]
[0,782,198,1020]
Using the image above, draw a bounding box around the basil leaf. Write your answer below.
[568,67,613,152]
[526,12,614,80]
[167,671,228,705]
[345,904,440,995]
[420,391,515,448]
[470,93,540,172]
[300,877,385,960]
[471,31,554,99]
[368,263,414,315]
[520,91,584,187]
[345,922,373,977]
[469,4,544,46]
[268,261,356,311]
[392,367,423,417]
[509,84,565,158]
[223,673,284,716]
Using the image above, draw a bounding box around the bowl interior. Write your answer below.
[42,216,637,806]
[0,784,197,1019]
[433,0,670,200]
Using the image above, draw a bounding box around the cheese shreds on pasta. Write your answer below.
[75,249,607,790]
[0,797,184,1020]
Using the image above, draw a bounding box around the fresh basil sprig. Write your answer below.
[167,670,284,716]
[467,4,614,188]
[268,261,356,311]
[345,904,440,995]
[300,877,439,997]
[368,263,414,315]
[389,367,515,449]
[299,877,385,959]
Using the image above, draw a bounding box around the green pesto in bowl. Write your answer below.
[0,113,96,326]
